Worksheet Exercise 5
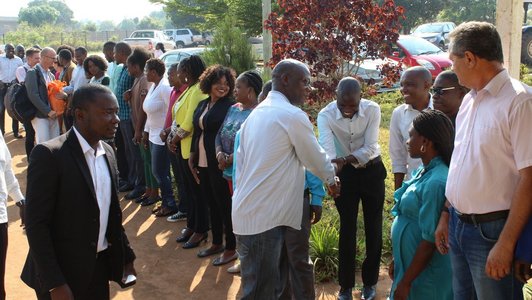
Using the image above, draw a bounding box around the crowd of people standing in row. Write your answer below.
[0,20,530,300]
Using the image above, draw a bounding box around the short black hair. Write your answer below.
[103,41,116,51]
[238,70,263,96]
[199,65,236,96]
[57,45,75,57]
[146,58,166,77]
[412,109,455,166]
[179,55,206,84]
[58,49,72,61]
[260,80,272,99]
[115,42,132,56]
[75,47,88,55]
[449,21,503,63]
[127,47,151,71]
[72,84,115,112]
[83,55,108,74]
[155,42,166,53]
[169,63,178,72]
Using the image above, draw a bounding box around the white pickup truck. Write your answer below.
[123,30,176,52]
[163,28,203,48]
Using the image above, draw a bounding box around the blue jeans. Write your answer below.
[120,119,145,192]
[449,208,523,300]
[237,226,286,300]
[150,142,177,210]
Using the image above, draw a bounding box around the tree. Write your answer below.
[392,0,447,32]
[265,0,404,103]
[83,21,98,32]
[117,18,138,31]
[98,20,116,31]
[202,16,255,74]
[227,0,262,35]
[137,16,164,30]
[18,0,74,26]
[437,0,496,24]
[18,5,59,27]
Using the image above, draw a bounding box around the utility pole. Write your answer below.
[496,0,523,78]
[262,0,272,79]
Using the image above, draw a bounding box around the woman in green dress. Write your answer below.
[390,109,454,300]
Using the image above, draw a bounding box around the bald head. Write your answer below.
[4,44,15,59]
[400,66,432,108]
[271,59,311,105]
[336,77,362,118]
[402,66,432,84]
[40,47,57,69]
[337,77,361,98]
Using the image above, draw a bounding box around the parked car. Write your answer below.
[163,28,203,48]
[201,32,214,45]
[389,35,452,79]
[123,30,175,52]
[159,47,207,72]
[412,22,456,49]
[345,57,401,91]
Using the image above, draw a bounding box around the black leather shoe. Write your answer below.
[125,189,144,200]
[14,134,23,139]
[140,197,158,206]
[183,233,208,249]
[135,195,149,204]
[197,245,224,258]
[118,184,134,193]
[176,228,194,243]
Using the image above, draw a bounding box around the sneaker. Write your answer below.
[227,261,241,274]
[167,211,187,222]
[361,285,376,300]
[338,288,353,300]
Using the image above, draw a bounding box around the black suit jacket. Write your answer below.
[21,130,136,295]
[191,96,234,168]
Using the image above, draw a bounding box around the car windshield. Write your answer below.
[398,37,443,55]
[414,24,444,34]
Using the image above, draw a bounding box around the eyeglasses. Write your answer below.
[431,86,456,96]
[44,55,57,60]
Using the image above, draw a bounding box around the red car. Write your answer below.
[389,35,452,79]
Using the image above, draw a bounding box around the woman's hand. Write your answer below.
[393,279,411,300]
[142,131,149,150]
[435,211,450,255]
[388,259,395,280]
[132,131,142,146]
[160,129,169,143]
[217,152,228,170]
[188,153,200,184]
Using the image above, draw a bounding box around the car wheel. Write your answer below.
[204,40,210,46]
[176,41,185,49]
[521,32,532,65]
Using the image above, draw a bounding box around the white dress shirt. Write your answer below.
[73,128,111,252]
[15,63,31,83]
[446,70,532,214]
[389,98,433,179]
[0,134,24,224]
[0,55,23,83]
[143,80,172,145]
[232,91,336,235]
[65,65,89,94]
[317,99,381,167]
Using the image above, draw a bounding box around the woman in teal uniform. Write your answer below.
[390,109,454,300]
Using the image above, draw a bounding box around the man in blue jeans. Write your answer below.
[435,22,532,300]
[232,59,340,299]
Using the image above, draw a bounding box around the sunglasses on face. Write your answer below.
[431,86,456,96]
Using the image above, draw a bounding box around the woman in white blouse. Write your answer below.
[143,58,178,217]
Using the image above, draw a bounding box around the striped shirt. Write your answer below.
[114,66,134,121]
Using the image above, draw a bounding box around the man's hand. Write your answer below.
[123,90,132,103]
[55,91,67,100]
[142,131,149,150]
[435,212,450,255]
[19,204,25,227]
[327,177,341,198]
[50,284,74,300]
[132,131,142,146]
[485,241,514,280]
[331,158,345,174]
[48,110,57,119]
[514,260,532,283]
[393,280,411,300]
[159,129,168,143]
[310,205,322,224]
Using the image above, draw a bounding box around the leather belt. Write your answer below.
[358,156,382,168]
[456,209,509,225]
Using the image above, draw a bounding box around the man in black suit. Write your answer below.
[21,84,137,300]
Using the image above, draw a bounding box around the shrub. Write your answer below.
[202,16,255,75]
[310,205,340,282]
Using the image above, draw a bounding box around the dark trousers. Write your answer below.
[177,147,208,233]
[23,120,35,159]
[36,250,110,300]
[115,123,129,184]
[198,166,235,250]
[335,162,386,289]
[0,223,7,300]
[120,119,145,192]
[0,85,19,136]
[169,150,189,213]
[278,193,315,300]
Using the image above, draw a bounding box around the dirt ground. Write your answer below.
[3,125,392,300]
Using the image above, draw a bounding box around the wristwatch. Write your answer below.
[16,199,25,207]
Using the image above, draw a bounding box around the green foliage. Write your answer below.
[117,18,138,31]
[83,21,98,32]
[98,20,116,31]
[520,64,532,86]
[227,0,263,36]
[310,206,340,282]
[137,16,164,30]
[437,0,496,24]
[392,0,446,32]
[202,16,255,74]
[18,0,74,26]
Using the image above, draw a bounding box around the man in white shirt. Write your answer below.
[0,44,23,138]
[15,47,41,159]
[233,59,340,298]
[435,22,532,300]
[61,47,89,130]
[317,77,385,300]
[0,133,25,300]
[389,66,433,190]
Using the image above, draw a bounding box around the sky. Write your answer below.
[3,0,164,23]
